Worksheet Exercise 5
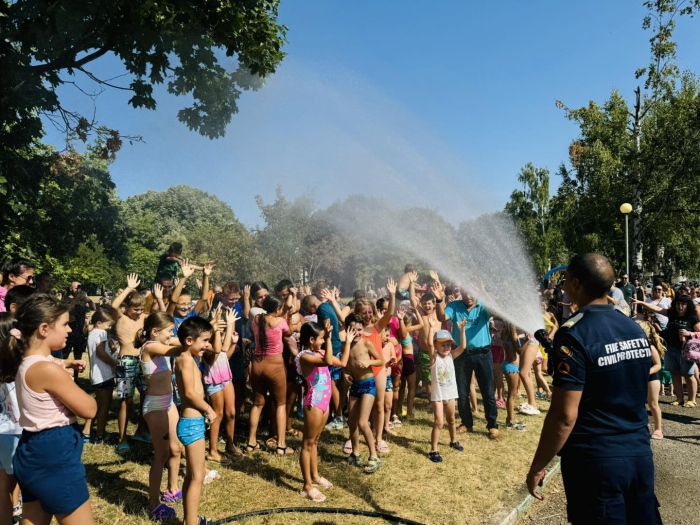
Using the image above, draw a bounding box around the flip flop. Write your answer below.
[376,440,390,454]
[300,487,326,503]
[206,455,233,466]
[312,477,334,489]
[286,429,303,439]
[276,446,295,456]
[149,503,176,521]
[203,470,220,485]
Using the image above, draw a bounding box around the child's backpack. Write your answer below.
[681,337,700,364]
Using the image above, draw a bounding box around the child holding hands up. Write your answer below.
[296,319,354,502]
[427,320,467,462]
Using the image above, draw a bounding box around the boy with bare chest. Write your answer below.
[344,313,383,474]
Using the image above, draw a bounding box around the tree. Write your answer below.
[121,185,255,285]
[1,0,287,233]
[505,163,566,276]
[1,137,126,262]
[553,0,700,276]
[255,187,344,285]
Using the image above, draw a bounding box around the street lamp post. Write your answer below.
[620,203,633,276]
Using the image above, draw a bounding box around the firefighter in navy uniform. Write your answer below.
[527,253,662,525]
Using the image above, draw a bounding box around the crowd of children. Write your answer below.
[0,250,673,524]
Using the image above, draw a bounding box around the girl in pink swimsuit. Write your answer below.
[295,320,353,503]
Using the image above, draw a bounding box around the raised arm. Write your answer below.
[167,261,196,315]
[633,299,668,317]
[321,288,346,324]
[222,308,240,359]
[152,283,167,312]
[242,285,251,320]
[111,273,141,317]
[195,262,214,315]
[452,319,467,359]
[432,281,447,322]
[408,271,420,310]
[377,278,396,330]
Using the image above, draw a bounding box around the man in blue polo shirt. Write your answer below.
[435,284,500,441]
[527,253,661,524]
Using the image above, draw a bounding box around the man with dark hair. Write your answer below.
[618,274,636,317]
[527,253,661,524]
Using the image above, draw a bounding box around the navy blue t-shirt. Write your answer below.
[551,304,652,459]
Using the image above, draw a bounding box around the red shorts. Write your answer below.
[491,345,505,364]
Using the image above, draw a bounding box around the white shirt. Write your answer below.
[88,328,117,384]
[0,382,22,435]
[431,353,459,402]
[646,296,671,330]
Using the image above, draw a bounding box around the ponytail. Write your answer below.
[135,311,174,348]
[0,295,67,383]
[257,295,284,355]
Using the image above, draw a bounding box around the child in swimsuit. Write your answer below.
[501,321,526,431]
[345,313,384,474]
[175,316,219,525]
[138,312,186,520]
[296,319,353,502]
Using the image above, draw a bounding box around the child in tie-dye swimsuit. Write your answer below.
[296,320,354,503]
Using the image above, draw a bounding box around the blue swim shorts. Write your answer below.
[386,376,394,392]
[204,379,230,397]
[349,376,377,399]
[502,361,520,374]
[13,425,89,515]
[177,416,206,446]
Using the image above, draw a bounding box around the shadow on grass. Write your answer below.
[84,461,149,516]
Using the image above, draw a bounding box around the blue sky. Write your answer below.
[41,1,700,227]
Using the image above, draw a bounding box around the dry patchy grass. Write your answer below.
[80,390,550,525]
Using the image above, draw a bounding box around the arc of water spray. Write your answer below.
[328,197,544,334]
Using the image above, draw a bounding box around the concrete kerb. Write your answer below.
[490,460,561,525]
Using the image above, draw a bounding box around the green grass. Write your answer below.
[80,388,550,525]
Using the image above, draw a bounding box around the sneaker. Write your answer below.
[506,421,526,432]
[334,417,348,429]
[324,419,337,431]
[428,451,443,463]
[449,441,464,451]
[82,433,92,444]
[518,404,541,416]
[391,415,402,427]
[197,517,212,525]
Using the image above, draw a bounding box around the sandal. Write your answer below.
[161,489,182,502]
[343,440,352,455]
[265,437,278,449]
[149,503,176,521]
[376,440,390,454]
[276,446,295,456]
[671,400,682,406]
[312,477,334,489]
[244,443,260,454]
[347,453,362,466]
[286,429,303,439]
[300,487,327,503]
[651,430,664,440]
[685,401,697,408]
[364,455,381,474]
